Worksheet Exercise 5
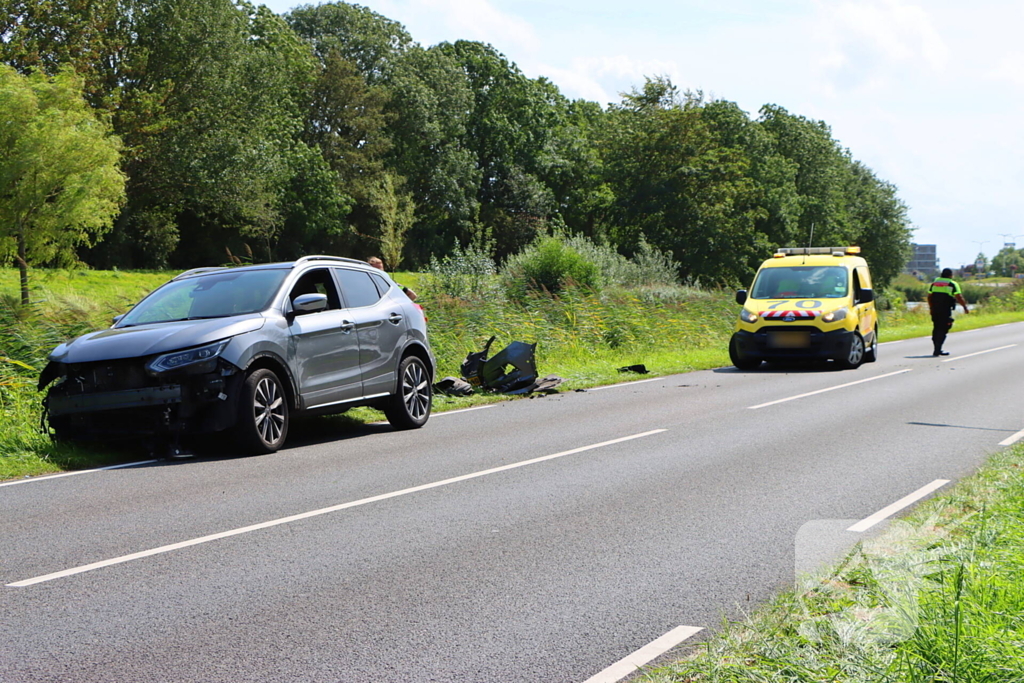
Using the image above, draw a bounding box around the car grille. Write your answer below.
[66,359,153,393]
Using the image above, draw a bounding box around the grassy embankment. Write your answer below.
[2,268,1023,481]
[646,442,1024,683]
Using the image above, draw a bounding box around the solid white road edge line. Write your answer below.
[7,429,667,587]
[0,460,160,489]
[940,344,1017,363]
[581,625,703,683]
[847,479,951,533]
[589,377,663,391]
[747,369,912,410]
[999,428,1024,447]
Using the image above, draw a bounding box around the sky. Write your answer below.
[262,0,1024,270]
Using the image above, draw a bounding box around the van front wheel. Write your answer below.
[836,333,865,370]
[729,336,762,370]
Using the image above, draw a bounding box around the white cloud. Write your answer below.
[988,52,1024,88]
[374,0,539,54]
[818,0,950,93]
[541,55,684,105]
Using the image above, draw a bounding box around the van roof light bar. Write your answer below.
[775,246,861,256]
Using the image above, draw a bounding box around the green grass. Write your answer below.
[643,443,1024,682]
[2,267,1024,481]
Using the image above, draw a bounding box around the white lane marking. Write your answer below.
[8,429,667,587]
[999,428,1024,447]
[940,344,1017,363]
[432,404,496,417]
[747,369,912,410]
[847,479,950,532]
[0,460,159,489]
[582,625,703,683]
[589,377,663,391]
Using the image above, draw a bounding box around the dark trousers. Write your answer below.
[931,314,954,351]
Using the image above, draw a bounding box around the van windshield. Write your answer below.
[750,266,849,299]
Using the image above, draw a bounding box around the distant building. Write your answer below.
[905,243,938,278]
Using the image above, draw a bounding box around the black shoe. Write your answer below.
[933,350,949,356]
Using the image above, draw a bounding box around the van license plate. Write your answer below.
[768,331,810,349]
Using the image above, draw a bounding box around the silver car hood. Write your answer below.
[49,314,267,364]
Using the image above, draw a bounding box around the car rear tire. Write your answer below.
[236,368,289,453]
[836,332,865,369]
[864,325,879,363]
[729,336,762,370]
[384,356,431,430]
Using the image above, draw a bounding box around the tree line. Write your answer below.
[1,0,913,298]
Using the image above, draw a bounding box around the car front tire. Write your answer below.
[384,356,432,430]
[236,368,289,453]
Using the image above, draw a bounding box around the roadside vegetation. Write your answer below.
[4,242,1024,481]
[645,442,1024,683]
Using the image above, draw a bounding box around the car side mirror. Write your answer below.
[292,293,328,314]
[735,290,748,305]
[112,314,125,325]
[858,289,874,303]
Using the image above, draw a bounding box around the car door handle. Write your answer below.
[340,320,355,333]
[388,312,404,325]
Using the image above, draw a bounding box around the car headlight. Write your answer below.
[822,307,848,323]
[740,308,759,324]
[147,339,230,374]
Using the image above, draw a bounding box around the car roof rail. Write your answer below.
[294,255,367,267]
[173,266,229,280]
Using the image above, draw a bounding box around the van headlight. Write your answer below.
[740,309,759,324]
[822,308,848,323]
[148,339,230,374]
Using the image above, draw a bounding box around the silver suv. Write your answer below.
[38,256,435,454]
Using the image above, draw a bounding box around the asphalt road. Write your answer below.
[2,322,1022,683]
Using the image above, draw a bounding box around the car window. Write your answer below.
[369,272,392,297]
[334,268,383,308]
[750,266,849,299]
[119,269,289,326]
[289,268,341,310]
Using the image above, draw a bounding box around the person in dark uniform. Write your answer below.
[927,268,969,356]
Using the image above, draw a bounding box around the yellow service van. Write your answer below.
[729,247,878,370]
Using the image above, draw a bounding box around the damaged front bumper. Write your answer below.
[40,358,241,439]
[47,384,183,417]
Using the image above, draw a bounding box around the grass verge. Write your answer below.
[2,268,1023,480]
[643,443,1024,682]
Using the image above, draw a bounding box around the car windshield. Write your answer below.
[750,266,849,299]
[118,269,289,326]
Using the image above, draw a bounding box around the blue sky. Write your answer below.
[263,0,1024,270]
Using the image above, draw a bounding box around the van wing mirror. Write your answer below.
[859,289,874,303]
[735,290,748,305]
[292,292,329,314]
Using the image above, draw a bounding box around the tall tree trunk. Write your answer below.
[17,230,29,306]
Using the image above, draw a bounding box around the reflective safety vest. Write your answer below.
[928,277,961,297]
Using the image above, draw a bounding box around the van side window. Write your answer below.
[853,269,865,303]
[289,268,341,310]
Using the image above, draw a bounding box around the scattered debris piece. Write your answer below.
[617,364,649,374]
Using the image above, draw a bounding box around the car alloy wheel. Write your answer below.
[384,356,431,430]
[238,368,289,453]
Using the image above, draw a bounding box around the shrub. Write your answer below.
[501,235,600,298]
[423,242,501,301]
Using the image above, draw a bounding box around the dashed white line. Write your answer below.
[7,429,667,587]
[582,625,703,683]
[0,460,159,489]
[747,369,912,410]
[940,344,1017,362]
[589,377,663,391]
[999,428,1024,447]
[847,479,950,532]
